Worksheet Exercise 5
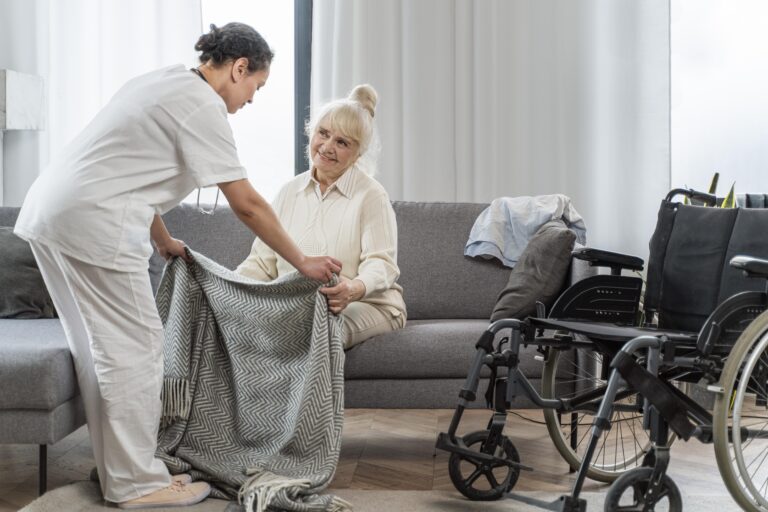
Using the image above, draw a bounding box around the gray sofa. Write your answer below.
[0,201,572,493]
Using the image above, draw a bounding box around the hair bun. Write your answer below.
[194,24,220,52]
[348,84,377,118]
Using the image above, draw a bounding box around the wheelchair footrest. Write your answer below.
[435,432,534,471]
[507,492,586,511]
[558,495,588,512]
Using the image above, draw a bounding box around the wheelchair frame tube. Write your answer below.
[508,367,561,409]
[570,336,663,500]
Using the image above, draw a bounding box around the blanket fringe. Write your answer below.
[160,377,190,427]
[329,496,354,511]
[239,471,354,512]
[239,472,310,512]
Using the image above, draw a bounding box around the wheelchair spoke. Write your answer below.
[743,421,768,453]
[747,445,768,480]
[737,423,768,464]
[465,467,483,486]
[626,414,644,461]
[598,422,610,468]
[484,468,500,489]
[573,414,592,451]
[543,348,655,482]
[759,473,768,498]
[618,411,627,469]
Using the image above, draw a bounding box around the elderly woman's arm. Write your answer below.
[321,191,399,314]
[355,191,400,294]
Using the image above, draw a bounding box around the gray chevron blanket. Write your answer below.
[154,251,350,512]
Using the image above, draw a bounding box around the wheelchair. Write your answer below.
[436,188,768,511]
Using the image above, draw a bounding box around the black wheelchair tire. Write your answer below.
[447,430,521,501]
[603,467,682,512]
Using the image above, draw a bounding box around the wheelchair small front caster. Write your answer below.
[603,467,682,511]
[447,429,521,501]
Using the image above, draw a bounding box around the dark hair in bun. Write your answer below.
[195,22,274,72]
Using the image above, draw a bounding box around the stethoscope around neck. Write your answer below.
[190,67,219,215]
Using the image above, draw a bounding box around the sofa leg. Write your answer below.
[39,445,47,495]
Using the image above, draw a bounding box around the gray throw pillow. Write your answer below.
[490,220,576,321]
[0,227,56,318]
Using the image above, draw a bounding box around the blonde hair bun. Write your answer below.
[348,84,378,118]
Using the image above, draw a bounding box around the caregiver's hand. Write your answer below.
[298,255,343,282]
[157,238,191,262]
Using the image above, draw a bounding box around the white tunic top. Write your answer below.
[236,166,406,320]
[15,64,247,272]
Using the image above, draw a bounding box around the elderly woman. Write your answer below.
[237,84,405,348]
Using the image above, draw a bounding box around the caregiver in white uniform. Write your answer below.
[14,22,341,510]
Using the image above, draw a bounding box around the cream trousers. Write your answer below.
[30,242,171,503]
[341,301,405,349]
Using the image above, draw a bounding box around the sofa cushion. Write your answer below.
[491,220,576,321]
[153,204,256,292]
[0,227,57,319]
[343,319,545,380]
[0,206,19,227]
[394,202,509,320]
[0,319,78,409]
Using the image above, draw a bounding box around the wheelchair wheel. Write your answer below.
[447,430,521,501]
[714,309,768,512]
[542,347,656,482]
[603,467,682,511]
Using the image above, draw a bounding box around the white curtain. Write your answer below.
[0,0,49,206]
[48,0,202,162]
[0,0,202,206]
[312,0,670,260]
[0,0,201,206]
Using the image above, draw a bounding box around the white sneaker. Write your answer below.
[117,481,211,509]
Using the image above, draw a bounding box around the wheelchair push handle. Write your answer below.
[665,188,718,206]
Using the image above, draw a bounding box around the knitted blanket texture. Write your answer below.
[154,252,349,512]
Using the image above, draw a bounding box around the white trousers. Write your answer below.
[30,242,171,502]
[341,301,405,349]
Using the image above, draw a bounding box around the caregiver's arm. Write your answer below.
[219,179,342,281]
[150,215,190,261]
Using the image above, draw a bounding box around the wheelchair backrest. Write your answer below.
[645,201,768,333]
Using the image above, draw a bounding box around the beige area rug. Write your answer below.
[19,481,737,511]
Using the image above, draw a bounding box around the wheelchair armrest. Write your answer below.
[572,247,644,274]
[730,255,768,279]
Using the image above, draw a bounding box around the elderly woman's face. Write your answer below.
[310,122,360,176]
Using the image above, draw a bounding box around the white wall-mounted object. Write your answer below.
[0,69,46,206]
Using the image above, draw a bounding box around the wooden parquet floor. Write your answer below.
[0,409,728,511]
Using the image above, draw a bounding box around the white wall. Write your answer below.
[0,0,48,206]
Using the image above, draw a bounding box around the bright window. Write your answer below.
[191,0,295,206]
[672,0,768,196]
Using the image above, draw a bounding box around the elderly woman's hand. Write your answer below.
[320,276,366,314]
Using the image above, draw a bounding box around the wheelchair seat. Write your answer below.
[530,318,698,344]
